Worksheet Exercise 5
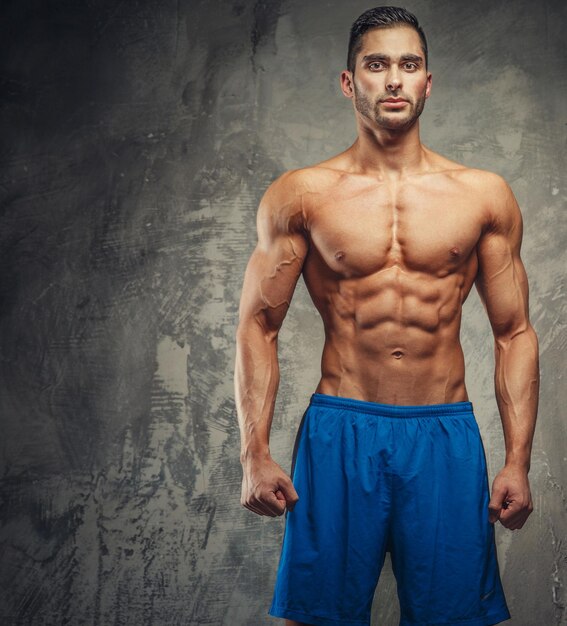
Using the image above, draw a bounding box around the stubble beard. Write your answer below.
[353,81,427,132]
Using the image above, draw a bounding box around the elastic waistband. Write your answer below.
[309,393,474,418]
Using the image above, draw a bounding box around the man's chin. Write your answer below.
[374,115,417,131]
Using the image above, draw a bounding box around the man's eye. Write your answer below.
[404,63,417,70]
[369,62,384,70]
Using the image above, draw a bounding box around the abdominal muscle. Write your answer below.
[308,266,470,406]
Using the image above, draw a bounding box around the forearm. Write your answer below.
[234,322,280,463]
[494,325,539,471]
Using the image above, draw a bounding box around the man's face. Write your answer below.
[346,26,432,132]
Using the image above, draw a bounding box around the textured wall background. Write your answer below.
[0,0,565,624]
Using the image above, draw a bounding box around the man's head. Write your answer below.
[341,6,432,132]
[347,6,428,75]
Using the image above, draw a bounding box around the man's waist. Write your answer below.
[309,392,474,418]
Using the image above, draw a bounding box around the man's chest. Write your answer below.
[303,178,485,278]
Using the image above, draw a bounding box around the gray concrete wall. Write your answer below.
[0,0,565,624]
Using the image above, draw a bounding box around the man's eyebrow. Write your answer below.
[362,53,423,64]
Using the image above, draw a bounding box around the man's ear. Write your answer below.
[425,71,432,99]
[340,70,355,99]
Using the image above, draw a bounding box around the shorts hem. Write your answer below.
[399,607,511,626]
[268,604,369,625]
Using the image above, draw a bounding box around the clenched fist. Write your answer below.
[241,453,299,517]
[488,464,533,529]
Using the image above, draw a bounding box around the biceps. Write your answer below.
[476,238,530,337]
[238,233,308,336]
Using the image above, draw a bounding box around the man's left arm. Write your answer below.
[475,175,540,530]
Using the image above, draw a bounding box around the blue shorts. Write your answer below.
[268,393,511,626]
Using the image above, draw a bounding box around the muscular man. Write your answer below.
[234,6,539,626]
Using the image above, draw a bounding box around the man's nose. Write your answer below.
[386,66,402,91]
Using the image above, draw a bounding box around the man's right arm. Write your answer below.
[234,171,309,517]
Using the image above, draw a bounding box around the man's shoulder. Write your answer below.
[444,164,520,234]
[452,166,509,194]
[452,166,517,217]
[423,152,520,232]
[426,151,510,192]
[268,161,343,194]
[256,166,328,236]
[260,162,344,216]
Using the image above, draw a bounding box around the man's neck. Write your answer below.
[350,120,427,180]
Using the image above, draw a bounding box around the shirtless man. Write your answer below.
[234,6,539,626]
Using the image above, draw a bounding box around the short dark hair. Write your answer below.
[347,6,428,74]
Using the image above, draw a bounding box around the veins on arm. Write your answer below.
[259,237,304,310]
[475,175,539,463]
[249,180,309,335]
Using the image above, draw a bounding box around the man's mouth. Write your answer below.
[380,97,409,109]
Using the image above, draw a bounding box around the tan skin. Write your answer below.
[235,26,539,626]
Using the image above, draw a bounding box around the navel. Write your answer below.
[391,350,404,359]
